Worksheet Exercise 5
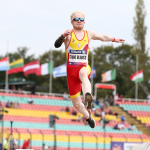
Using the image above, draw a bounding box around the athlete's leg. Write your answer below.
[67,66,95,128]
[78,67,96,128]
[71,95,95,128]
[79,67,93,109]
[79,67,91,96]
[71,95,89,118]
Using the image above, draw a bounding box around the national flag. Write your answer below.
[23,60,39,76]
[8,58,24,75]
[90,66,96,78]
[101,69,116,82]
[0,57,10,71]
[53,64,66,78]
[36,61,54,76]
[130,70,143,83]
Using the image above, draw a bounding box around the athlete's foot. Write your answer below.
[86,109,96,128]
[85,92,93,109]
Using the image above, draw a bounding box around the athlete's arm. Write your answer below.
[88,30,125,43]
[54,30,72,48]
[54,35,65,48]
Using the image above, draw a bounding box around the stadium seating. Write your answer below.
[116,101,150,127]
[0,92,150,149]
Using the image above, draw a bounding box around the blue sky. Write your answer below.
[0,0,150,57]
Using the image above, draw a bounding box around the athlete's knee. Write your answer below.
[79,69,88,80]
[73,101,83,109]
[73,102,80,109]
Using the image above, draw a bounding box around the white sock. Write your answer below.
[86,113,89,119]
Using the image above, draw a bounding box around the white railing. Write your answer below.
[0,89,85,98]
[117,98,148,102]
[120,98,148,102]
[0,89,65,97]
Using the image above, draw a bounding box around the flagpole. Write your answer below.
[49,49,53,94]
[135,55,138,101]
[91,51,94,95]
[5,41,9,93]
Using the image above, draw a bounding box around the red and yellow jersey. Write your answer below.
[66,30,89,66]
[65,30,91,98]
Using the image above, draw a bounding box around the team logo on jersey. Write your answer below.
[72,38,76,43]
[78,43,81,48]
[82,50,86,54]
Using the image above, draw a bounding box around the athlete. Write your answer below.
[54,11,125,128]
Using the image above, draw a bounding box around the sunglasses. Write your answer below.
[73,18,84,22]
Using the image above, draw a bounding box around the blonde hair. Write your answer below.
[70,11,85,21]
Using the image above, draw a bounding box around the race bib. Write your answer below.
[69,50,87,65]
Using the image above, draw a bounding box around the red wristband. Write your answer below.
[112,37,116,42]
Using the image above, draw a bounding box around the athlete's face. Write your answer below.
[71,13,85,30]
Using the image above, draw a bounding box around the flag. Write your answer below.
[23,60,39,76]
[8,58,24,75]
[0,57,10,71]
[101,69,116,82]
[130,70,143,83]
[36,61,54,76]
[90,66,96,78]
[53,64,66,78]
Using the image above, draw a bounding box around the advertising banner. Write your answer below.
[124,142,140,150]
[111,142,124,150]
[130,142,150,150]
[111,142,141,150]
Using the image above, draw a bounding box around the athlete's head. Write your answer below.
[71,11,85,30]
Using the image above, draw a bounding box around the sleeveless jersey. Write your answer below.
[66,30,89,66]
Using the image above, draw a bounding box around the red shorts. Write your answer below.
[67,64,91,99]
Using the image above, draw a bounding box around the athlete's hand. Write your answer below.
[115,38,125,43]
[62,30,72,37]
